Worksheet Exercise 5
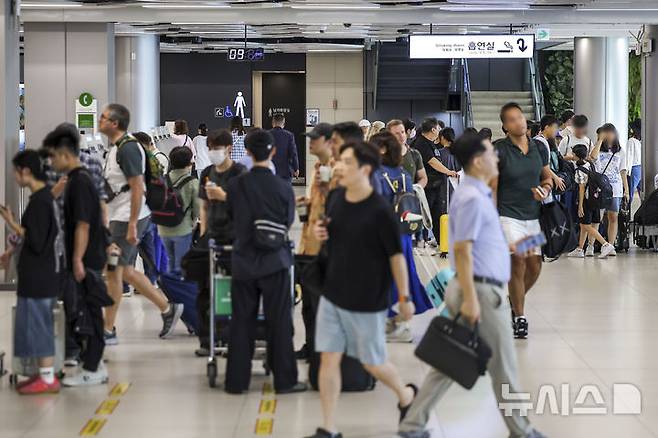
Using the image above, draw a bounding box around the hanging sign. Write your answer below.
[410,35,535,59]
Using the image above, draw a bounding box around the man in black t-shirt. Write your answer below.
[305,141,416,438]
[198,129,247,243]
[194,129,246,355]
[413,118,458,245]
[49,127,110,387]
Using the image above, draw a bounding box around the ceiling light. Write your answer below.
[142,4,230,9]
[576,8,658,12]
[290,4,380,10]
[21,2,82,8]
[441,4,530,11]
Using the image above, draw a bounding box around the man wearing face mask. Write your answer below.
[194,129,247,356]
[199,129,247,243]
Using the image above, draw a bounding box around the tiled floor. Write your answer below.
[1,249,658,438]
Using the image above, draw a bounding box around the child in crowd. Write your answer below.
[567,144,615,259]
[1,150,61,394]
[157,146,200,275]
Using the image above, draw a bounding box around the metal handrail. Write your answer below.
[528,57,546,120]
[461,59,474,128]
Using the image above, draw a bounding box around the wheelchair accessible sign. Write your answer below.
[410,34,535,59]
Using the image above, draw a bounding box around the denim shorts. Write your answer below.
[315,296,387,366]
[606,197,622,213]
[109,217,151,266]
[14,297,56,358]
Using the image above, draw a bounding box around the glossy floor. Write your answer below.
[1,250,658,438]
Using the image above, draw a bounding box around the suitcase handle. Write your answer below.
[208,239,233,253]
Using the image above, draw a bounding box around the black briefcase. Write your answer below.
[414,313,492,390]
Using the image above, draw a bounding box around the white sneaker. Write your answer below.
[599,243,615,259]
[386,323,413,343]
[609,247,617,256]
[585,245,595,257]
[567,248,585,258]
[62,363,109,387]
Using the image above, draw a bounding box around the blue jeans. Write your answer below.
[629,165,642,203]
[137,221,158,283]
[162,233,193,275]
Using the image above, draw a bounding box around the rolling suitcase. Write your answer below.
[438,181,452,258]
[616,198,631,253]
[158,273,199,335]
[9,301,65,386]
[308,352,376,392]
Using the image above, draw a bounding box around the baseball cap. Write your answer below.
[304,123,333,140]
[358,119,371,128]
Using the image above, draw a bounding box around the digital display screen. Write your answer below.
[77,114,95,129]
[227,47,265,62]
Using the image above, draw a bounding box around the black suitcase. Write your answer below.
[308,352,376,392]
[616,198,631,252]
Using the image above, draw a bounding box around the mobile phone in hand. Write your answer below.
[515,233,547,255]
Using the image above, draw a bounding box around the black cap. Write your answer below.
[245,129,274,152]
[304,123,333,140]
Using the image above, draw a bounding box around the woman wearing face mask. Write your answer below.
[157,146,201,274]
[198,129,247,244]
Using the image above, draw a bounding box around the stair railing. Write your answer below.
[528,57,545,121]
[461,59,474,129]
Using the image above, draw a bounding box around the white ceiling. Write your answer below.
[19,0,657,52]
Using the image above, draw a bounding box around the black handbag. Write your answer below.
[239,177,289,251]
[414,313,492,390]
[539,199,578,259]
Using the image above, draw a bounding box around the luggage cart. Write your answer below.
[206,240,296,388]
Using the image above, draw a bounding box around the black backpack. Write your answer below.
[634,189,658,226]
[382,172,423,235]
[577,153,615,210]
[539,199,578,259]
[150,174,195,227]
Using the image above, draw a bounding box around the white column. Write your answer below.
[0,0,19,278]
[116,34,160,132]
[574,37,629,145]
[642,25,658,194]
[24,22,115,147]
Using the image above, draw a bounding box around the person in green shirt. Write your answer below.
[492,102,552,340]
[158,146,200,274]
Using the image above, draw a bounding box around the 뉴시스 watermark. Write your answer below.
[499,383,642,416]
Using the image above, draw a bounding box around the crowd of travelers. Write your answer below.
[3,99,647,438]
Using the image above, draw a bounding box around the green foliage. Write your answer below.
[543,51,574,116]
[629,53,642,123]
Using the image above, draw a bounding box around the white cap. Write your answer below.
[358,119,371,128]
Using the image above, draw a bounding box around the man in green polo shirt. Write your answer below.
[492,103,553,339]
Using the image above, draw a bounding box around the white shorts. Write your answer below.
[499,216,542,256]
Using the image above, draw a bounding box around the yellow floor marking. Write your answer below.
[254,418,274,435]
[96,399,120,415]
[258,399,277,415]
[262,382,274,395]
[108,382,131,397]
[79,418,107,436]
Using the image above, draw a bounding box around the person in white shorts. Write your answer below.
[492,103,552,339]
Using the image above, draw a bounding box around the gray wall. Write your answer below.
[160,53,305,131]
[23,22,115,148]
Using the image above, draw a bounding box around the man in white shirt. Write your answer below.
[557,109,575,140]
[627,119,642,203]
[100,104,184,345]
[194,123,211,174]
[558,114,591,160]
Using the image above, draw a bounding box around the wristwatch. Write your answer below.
[398,295,408,304]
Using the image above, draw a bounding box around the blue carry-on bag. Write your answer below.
[158,273,199,335]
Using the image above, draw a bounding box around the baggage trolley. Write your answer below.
[206,240,296,388]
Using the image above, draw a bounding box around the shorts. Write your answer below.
[499,216,542,256]
[315,296,387,366]
[578,205,601,225]
[14,297,56,358]
[109,217,151,266]
[606,197,622,213]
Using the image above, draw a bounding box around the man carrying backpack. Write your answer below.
[100,103,183,344]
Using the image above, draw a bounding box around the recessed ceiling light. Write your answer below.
[21,2,82,8]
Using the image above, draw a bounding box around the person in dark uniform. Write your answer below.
[269,113,300,182]
[224,128,307,394]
